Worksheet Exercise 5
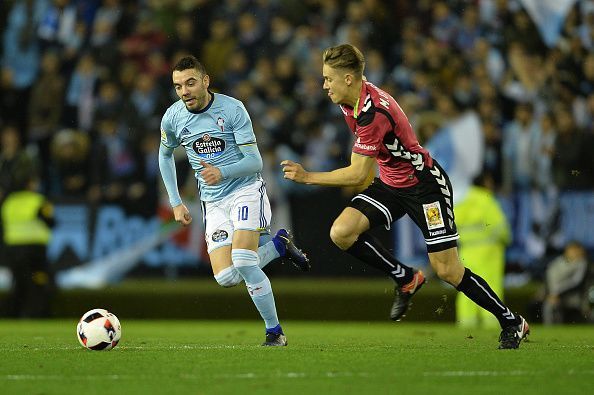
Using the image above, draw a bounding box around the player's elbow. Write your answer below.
[246,151,263,173]
[352,172,369,186]
[254,156,263,173]
[246,159,263,175]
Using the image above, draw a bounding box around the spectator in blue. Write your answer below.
[502,102,541,192]
[64,52,99,130]
[1,0,47,136]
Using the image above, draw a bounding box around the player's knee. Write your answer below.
[214,266,243,288]
[232,249,266,284]
[329,222,357,250]
[431,259,463,285]
[429,248,464,285]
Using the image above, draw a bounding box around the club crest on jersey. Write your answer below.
[217,117,225,132]
[423,201,445,230]
[193,133,225,159]
[212,230,228,242]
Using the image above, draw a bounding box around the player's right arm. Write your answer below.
[159,144,191,225]
[158,111,192,226]
[281,152,375,187]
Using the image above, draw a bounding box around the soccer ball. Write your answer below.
[76,308,122,351]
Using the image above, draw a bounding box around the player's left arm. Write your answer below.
[281,152,375,187]
[200,144,263,185]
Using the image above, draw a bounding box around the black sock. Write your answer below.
[456,268,519,328]
[345,233,414,286]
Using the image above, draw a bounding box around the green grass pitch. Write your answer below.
[0,320,592,395]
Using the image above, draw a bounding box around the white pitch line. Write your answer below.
[212,371,388,380]
[3,375,136,381]
[3,370,594,382]
[423,370,594,377]
[0,344,242,352]
[213,369,594,380]
[424,371,532,377]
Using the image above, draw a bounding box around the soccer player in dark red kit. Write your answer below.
[281,44,529,349]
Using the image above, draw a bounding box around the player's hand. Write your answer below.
[280,160,307,183]
[173,203,192,226]
[200,160,223,185]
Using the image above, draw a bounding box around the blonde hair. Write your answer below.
[322,44,365,78]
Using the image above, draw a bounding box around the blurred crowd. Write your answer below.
[1,0,594,230]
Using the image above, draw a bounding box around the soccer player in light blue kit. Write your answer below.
[159,56,310,346]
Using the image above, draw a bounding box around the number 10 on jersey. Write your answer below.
[238,206,249,221]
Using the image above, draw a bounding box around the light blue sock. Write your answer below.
[232,249,280,329]
[258,241,281,269]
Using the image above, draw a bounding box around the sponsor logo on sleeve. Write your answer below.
[160,129,167,142]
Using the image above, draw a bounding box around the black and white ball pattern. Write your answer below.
[76,308,122,351]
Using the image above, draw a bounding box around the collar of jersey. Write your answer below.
[188,91,214,114]
[352,82,368,119]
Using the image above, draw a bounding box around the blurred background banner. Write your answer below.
[19,188,589,289]
[47,202,206,288]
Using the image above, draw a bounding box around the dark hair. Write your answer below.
[322,44,365,77]
[173,55,207,75]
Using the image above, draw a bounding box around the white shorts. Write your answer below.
[202,180,272,253]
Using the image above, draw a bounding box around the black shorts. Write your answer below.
[349,161,459,253]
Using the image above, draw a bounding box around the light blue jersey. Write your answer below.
[160,92,260,202]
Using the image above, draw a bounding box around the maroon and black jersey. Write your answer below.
[340,81,433,188]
